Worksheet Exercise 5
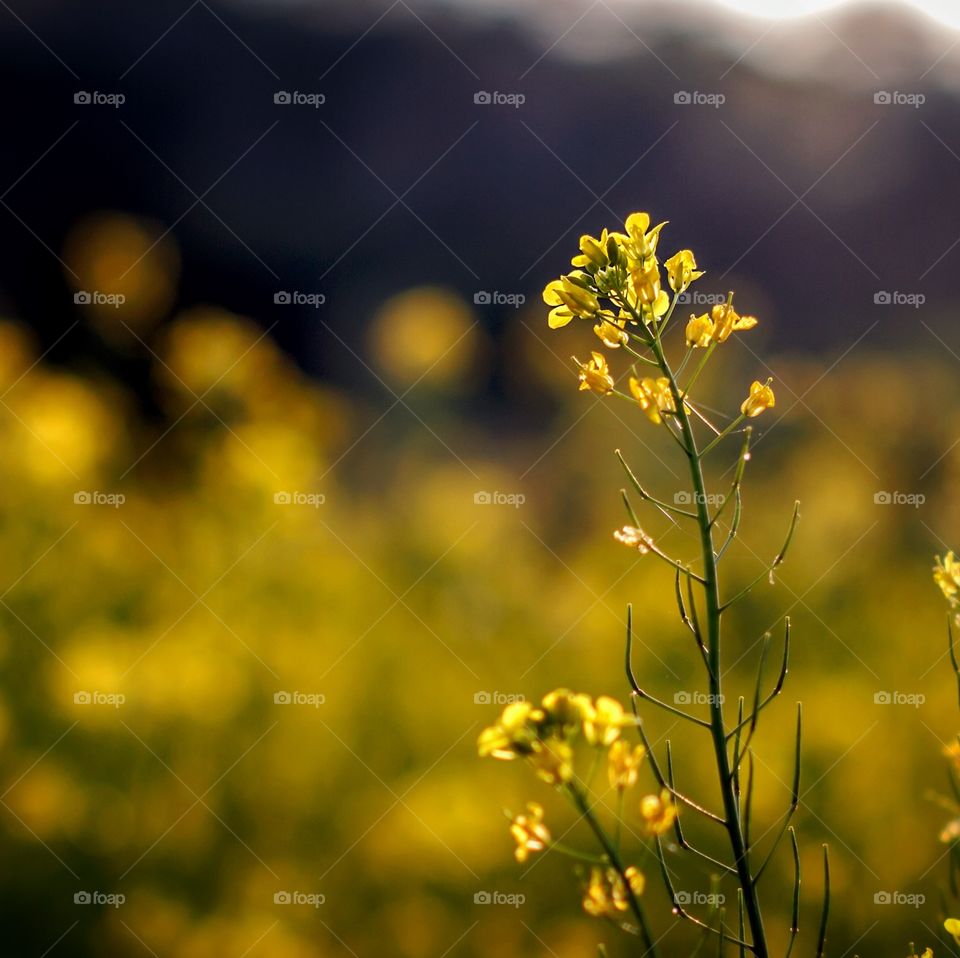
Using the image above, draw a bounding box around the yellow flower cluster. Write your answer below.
[542,211,775,422]
[509,802,550,862]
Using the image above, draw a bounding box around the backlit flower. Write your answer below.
[582,695,626,747]
[576,352,614,395]
[741,380,775,418]
[593,316,629,348]
[946,917,960,945]
[935,552,960,607]
[664,250,703,293]
[629,376,674,424]
[528,738,574,785]
[543,277,601,329]
[614,525,652,554]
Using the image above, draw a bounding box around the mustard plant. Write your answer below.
[479,212,830,957]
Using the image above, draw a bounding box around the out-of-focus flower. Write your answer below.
[935,552,960,607]
[628,376,674,424]
[640,789,677,836]
[528,738,574,785]
[582,695,626,747]
[946,917,960,945]
[664,250,703,294]
[608,741,645,791]
[575,352,614,395]
[477,701,542,760]
[613,525,652,554]
[741,380,775,418]
[582,866,644,918]
[509,802,550,862]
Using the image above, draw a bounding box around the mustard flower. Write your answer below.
[685,313,714,348]
[640,789,677,836]
[582,695,627,747]
[741,379,775,418]
[608,740,646,791]
[935,552,960,607]
[575,352,615,395]
[571,229,627,272]
[946,918,960,945]
[509,802,551,863]
[593,316,629,348]
[624,212,666,264]
[582,866,645,919]
[543,277,601,329]
[477,701,542,760]
[528,738,574,785]
[685,302,758,348]
[628,376,674,424]
[664,249,703,293]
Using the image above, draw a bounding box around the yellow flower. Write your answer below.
[935,552,960,606]
[685,302,758,347]
[624,212,667,263]
[640,789,677,836]
[583,695,626,747]
[582,866,644,918]
[528,738,574,785]
[593,316,628,348]
[741,379,775,418]
[543,277,600,329]
[509,802,551,863]
[608,741,646,790]
[576,352,614,395]
[940,817,960,843]
[664,250,703,293]
[946,917,960,945]
[685,313,714,348]
[541,688,592,733]
[628,376,674,424]
[613,525,652,554]
[945,738,960,771]
[711,302,758,343]
[571,229,627,271]
[477,701,542,760]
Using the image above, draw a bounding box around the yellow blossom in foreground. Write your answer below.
[571,228,627,271]
[575,352,614,395]
[543,277,601,329]
[946,917,960,945]
[664,249,703,293]
[685,313,714,348]
[477,701,541,760]
[640,789,677,836]
[935,552,960,606]
[614,525,652,555]
[509,802,550,862]
[624,212,666,263]
[582,695,626,747]
[541,688,591,733]
[741,380,775,418]
[628,376,674,424]
[608,741,646,790]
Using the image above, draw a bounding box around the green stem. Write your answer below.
[647,334,770,958]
